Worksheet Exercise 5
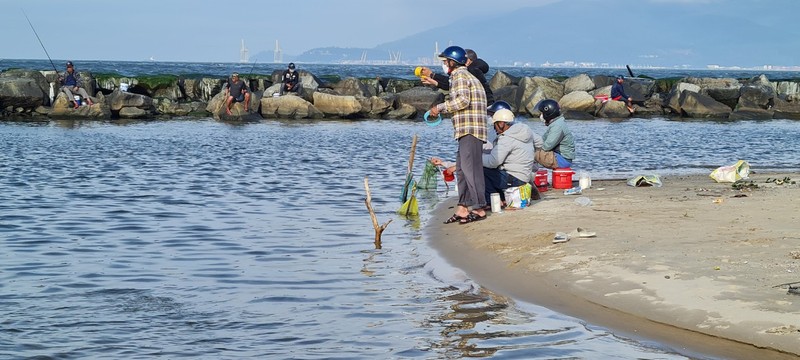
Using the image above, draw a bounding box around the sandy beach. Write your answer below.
[428,172,800,359]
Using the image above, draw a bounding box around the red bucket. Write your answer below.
[552,168,574,189]
[442,168,455,182]
[534,169,548,192]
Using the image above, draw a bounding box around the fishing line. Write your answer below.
[21,9,58,74]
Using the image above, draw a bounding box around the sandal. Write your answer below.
[444,214,467,224]
[459,212,487,224]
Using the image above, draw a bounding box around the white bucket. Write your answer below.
[490,193,502,213]
[119,83,129,92]
[579,172,592,190]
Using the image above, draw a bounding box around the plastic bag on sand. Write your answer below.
[710,160,750,183]
[627,174,663,187]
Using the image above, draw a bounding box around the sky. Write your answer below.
[0,0,557,62]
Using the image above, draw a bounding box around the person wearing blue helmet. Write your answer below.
[486,100,511,116]
[418,48,493,105]
[429,45,489,224]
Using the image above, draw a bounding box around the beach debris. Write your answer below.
[553,232,570,244]
[790,251,800,259]
[709,160,750,183]
[731,194,748,198]
[732,179,758,190]
[765,176,795,185]
[564,186,582,195]
[568,227,596,238]
[772,281,800,296]
[574,196,592,206]
[364,177,392,248]
[627,174,662,187]
[712,198,724,204]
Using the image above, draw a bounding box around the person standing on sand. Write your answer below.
[224,72,251,115]
[428,45,488,224]
[534,99,575,169]
[611,75,635,114]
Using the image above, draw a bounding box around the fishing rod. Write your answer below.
[21,9,59,74]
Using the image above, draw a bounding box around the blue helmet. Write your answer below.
[487,101,512,115]
[438,46,467,65]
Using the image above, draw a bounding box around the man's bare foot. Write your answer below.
[225,108,232,115]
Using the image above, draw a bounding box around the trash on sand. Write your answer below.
[564,186,582,195]
[627,174,662,187]
[553,232,570,244]
[710,160,749,183]
[574,197,592,206]
[712,198,724,204]
[568,227,596,238]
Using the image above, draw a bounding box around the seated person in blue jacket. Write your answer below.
[534,99,575,169]
[611,75,635,114]
[59,61,93,109]
[481,108,536,206]
[224,72,251,115]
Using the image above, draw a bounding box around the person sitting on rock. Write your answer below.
[611,75,635,114]
[534,99,575,169]
[280,63,301,96]
[224,72,250,115]
[58,61,93,109]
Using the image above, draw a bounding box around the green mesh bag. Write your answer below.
[417,160,439,190]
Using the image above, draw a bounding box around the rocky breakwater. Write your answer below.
[3,67,800,121]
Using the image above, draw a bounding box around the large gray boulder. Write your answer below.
[183,78,224,102]
[396,86,444,115]
[563,74,595,94]
[679,91,732,118]
[492,86,520,112]
[682,77,742,108]
[772,98,800,119]
[666,83,701,114]
[357,95,394,118]
[331,77,373,97]
[0,77,47,109]
[625,78,656,102]
[517,76,563,116]
[737,84,775,109]
[774,80,800,102]
[488,71,520,92]
[312,92,362,118]
[729,108,774,120]
[384,103,417,120]
[50,92,110,118]
[109,89,154,111]
[260,95,323,119]
[559,91,595,113]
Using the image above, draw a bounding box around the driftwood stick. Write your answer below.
[406,134,418,180]
[364,176,392,248]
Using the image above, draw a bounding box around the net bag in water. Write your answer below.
[417,160,439,190]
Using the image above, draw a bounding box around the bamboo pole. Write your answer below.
[364,176,392,249]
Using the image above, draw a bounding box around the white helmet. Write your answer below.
[491,109,515,124]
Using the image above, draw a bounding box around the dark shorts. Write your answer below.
[233,93,245,103]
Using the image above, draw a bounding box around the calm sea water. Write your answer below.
[2,60,800,359]
[2,116,799,359]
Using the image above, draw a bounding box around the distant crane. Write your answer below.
[388,50,401,64]
[360,50,367,64]
[434,41,439,62]
[274,40,283,63]
[240,39,249,63]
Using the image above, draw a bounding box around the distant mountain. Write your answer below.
[278,0,800,68]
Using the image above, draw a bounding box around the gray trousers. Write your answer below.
[456,134,486,209]
[61,86,90,103]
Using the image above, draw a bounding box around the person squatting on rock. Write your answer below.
[534,99,575,169]
[59,61,93,109]
[482,108,537,206]
[611,75,635,114]
[280,63,301,96]
[225,72,251,115]
[428,45,488,225]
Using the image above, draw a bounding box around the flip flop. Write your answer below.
[444,214,467,224]
[576,227,596,238]
[459,212,486,224]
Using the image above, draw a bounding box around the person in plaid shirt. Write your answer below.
[429,45,489,224]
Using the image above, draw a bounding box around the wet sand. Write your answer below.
[427,173,800,359]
